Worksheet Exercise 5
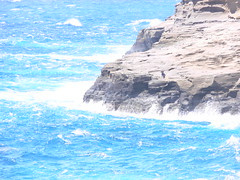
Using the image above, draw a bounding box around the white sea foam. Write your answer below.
[48,45,129,63]
[223,135,240,163]
[5,44,130,63]
[49,50,128,63]
[0,147,17,152]
[57,134,71,144]
[10,8,21,11]
[226,135,240,149]
[61,169,68,174]
[0,81,93,106]
[177,146,197,152]
[224,175,240,180]
[66,4,76,7]
[126,19,162,31]
[57,18,82,27]
[1,80,240,130]
[219,167,240,180]
[92,152,109,158]
[80,101,240,130]
[72,129,90,136]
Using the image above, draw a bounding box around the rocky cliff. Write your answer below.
[84,0,240,114]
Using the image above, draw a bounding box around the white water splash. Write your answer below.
[176,146,197,152]
[66,4,76,7]
[57,18,82,27]
[1,80,240,130]
[127,19,162,27]
[126,19,162,31]
[3,44,130,64]
[49,45,130,63]
[0,81,93,107]
[72,129,91,136]
[57,134,71,144]
[226,135,240,150]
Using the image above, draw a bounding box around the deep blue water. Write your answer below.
[1,0,240,179]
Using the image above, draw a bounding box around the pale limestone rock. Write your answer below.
[84,0,240,114]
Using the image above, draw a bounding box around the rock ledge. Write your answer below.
[84,0,240,114]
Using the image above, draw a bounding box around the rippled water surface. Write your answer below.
[1,0,240,179]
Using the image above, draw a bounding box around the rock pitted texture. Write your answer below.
[84,0,240,114]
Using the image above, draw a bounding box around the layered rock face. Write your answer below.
[84,0,240,114]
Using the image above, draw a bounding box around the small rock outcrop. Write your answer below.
[126,27,164,54]
[84,0,240,114]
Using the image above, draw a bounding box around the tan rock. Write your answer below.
[84,0,240,114]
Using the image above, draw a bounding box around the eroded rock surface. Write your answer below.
[84,0,240,114]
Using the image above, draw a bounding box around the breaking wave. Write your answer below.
[57,18,82,27]
[1,80,240,130]
[126,19,162,31]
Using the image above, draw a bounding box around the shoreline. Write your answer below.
[84,0,240,115]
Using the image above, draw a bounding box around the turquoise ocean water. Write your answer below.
[1,0,240,179]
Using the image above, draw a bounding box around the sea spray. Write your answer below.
[1,79,239,130]
[56,18,82,27]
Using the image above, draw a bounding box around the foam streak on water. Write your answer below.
[1,83,240,179]
[1,0,240,179]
